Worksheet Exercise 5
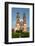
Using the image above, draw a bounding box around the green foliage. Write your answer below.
[21,32,29,38]
[12,32,20,38]
[12,30,29,38]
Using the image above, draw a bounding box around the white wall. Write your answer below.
[0,0,35,46]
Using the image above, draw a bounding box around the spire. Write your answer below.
[16,12,20,18]
[23,13,26,20]
[23,13,26,24]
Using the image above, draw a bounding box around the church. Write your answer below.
[15,12,27,32]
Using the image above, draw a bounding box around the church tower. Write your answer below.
[16,12,20,31]
[23,13,27,32]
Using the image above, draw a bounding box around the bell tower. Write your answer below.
[16,12,20,30]
[23,13,27,32]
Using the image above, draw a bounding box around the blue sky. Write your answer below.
[12,8,30,28]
